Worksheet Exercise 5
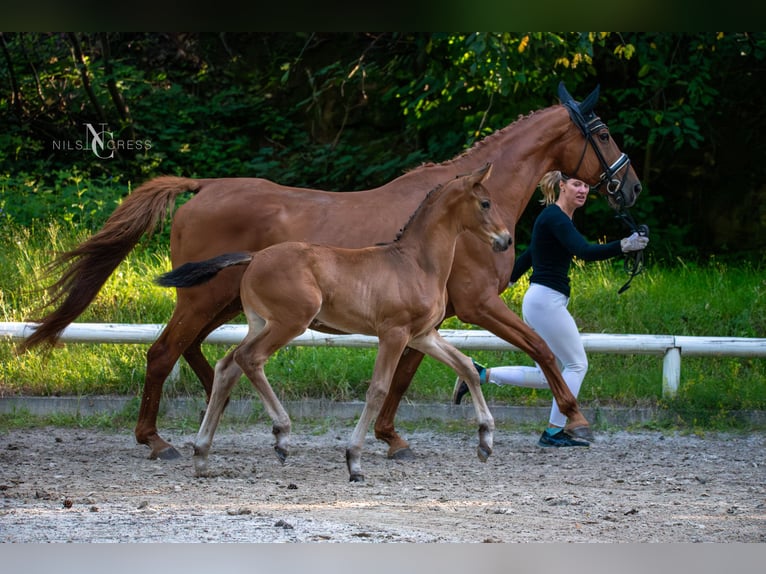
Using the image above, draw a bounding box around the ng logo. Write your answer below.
[84,123,115,159]
[50,123,152,158]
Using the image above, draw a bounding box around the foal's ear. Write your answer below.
[475,162,492,183]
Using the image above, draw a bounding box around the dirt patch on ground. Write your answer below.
[1,425,764,542]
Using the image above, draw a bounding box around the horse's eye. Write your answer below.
[598,132,610,142]
[481,200,491,209]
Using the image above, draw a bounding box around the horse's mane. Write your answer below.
[382,105,556,246]
[393,180,445,242]
[404,106,553,174]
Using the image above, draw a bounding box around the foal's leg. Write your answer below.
[452,294,588,431]
[346,331,410,482]
[193,350,244,477]
[233,320,304,464]
[376,295,589,453]
[409,330,494,461]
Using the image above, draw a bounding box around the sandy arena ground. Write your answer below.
[1,425,764,543]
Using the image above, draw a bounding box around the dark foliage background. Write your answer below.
[2,32,765,262]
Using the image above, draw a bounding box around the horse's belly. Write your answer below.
[313,308,377,338]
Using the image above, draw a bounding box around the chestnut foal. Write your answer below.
[157,165,510,481]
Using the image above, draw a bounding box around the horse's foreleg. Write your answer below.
[347,333,409,482]
[374,347,425,459]
[193,352,242,477]
[456,295,589,431]
[409,332,494,462]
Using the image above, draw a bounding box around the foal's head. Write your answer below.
[445,163,511,253]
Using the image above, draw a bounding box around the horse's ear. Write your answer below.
[579,84,600,115]
[557,82,573,104]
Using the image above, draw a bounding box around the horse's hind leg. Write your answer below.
[193,352,243,477]
[137,291,239,460]
[374,348,424,459]
[137,326,188,460]
[183,299,243,421]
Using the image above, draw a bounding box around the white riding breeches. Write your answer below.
[488,283,587,427]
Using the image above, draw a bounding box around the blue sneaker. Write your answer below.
[452,360,487,405]
[538,428,590,448]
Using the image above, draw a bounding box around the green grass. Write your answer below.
[1,222,765,420]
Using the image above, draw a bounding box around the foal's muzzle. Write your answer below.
[492,232,512,252]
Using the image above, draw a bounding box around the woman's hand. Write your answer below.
[621,232,649,253]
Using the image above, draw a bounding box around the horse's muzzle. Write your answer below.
[492,233,512,252]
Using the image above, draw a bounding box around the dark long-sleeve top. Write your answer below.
[510,204,622,297]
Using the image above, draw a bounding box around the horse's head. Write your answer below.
[455,163,512,253]
[557,82,642,211]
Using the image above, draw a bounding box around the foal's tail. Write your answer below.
[20,176,202,353]
[156,252,253,289]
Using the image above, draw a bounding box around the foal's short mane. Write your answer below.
[393,181,445,242]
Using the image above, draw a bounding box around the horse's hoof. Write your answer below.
[566,425,595,442]
[349,473,365,483]
[193,457,210,477]
[477,445,492,462]
[274,445,288,464]
[387,447,415,460]
[151,445,182,461]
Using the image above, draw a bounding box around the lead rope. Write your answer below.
[614,209,649,295]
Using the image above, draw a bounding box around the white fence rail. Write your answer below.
[2,321,765,397]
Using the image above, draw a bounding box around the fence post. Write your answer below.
[662,347,681,398]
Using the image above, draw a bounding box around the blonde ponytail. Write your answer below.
[538,171,563,205]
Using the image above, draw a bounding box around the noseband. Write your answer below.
[563,100,632,208]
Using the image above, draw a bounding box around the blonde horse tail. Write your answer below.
[19,176,201,353]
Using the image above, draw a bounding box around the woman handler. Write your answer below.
[452,171,648,447]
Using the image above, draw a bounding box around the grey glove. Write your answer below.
[621,232,649,253]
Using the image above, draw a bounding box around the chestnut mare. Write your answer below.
[21,83,641,461]
[157,165,511,481]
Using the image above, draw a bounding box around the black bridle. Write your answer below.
[562,95,648,294]
[563,99,633,208]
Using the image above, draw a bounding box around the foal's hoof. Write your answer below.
[477,445,492,462]
[274,445,288,464]
[193,458,210,478]
[349,473,365,483]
